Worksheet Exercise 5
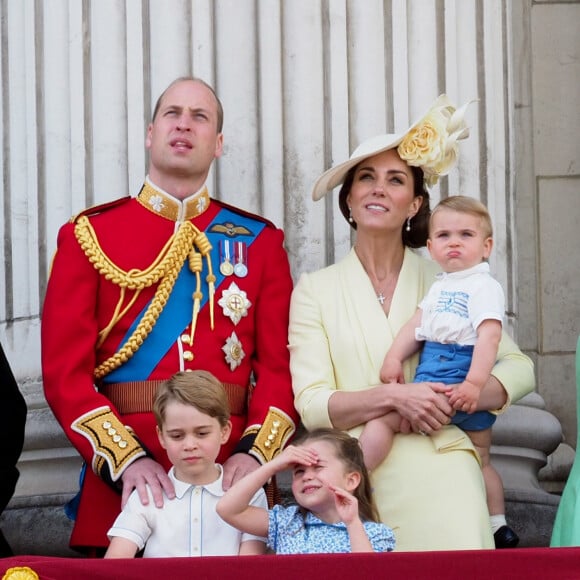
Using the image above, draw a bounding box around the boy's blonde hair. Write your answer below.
[153,370,230,428]
[430,195,493,239]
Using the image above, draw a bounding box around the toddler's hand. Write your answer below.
[448,380,480,414]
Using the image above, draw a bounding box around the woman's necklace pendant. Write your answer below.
[377,292,386,305]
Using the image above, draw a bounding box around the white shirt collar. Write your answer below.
[436,261,490,280]
[169,464,225,499]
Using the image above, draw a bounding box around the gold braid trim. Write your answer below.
[75,215,191,289]
[194,229,216,329]
[188,248,203,344]
[249,408,296,464]
[74,216,210,380]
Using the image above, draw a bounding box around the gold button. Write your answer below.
[181,334,191,345]
[183,351,194,362]
[264,441,271,448]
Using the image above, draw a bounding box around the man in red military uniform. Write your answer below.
[41,77,298,552]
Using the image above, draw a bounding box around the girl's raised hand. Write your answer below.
[272,444,319,471]
[325,482,359,525]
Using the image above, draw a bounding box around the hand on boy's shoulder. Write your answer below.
[121,458,175,509]
[222,453,261,490]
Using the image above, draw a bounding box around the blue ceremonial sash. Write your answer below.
[103,207,266,383]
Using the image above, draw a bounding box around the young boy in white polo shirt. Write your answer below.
[105,370,267,558]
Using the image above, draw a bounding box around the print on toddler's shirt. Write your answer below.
[435,290,469,319]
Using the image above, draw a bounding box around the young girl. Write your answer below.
[217,428,395,553]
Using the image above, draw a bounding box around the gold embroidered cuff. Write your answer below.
[248,407,295,464]
[71,406,146,481]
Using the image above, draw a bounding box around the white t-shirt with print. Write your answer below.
[415,262,504,346]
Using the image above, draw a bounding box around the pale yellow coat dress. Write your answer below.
[289,248,535,552]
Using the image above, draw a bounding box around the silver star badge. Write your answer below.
[222,331,245,371]
[218,281,252,325]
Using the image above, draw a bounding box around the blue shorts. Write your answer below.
[414,341,496,431]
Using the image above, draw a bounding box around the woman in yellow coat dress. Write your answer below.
[289,96,535,551]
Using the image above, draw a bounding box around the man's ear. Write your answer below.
[145,123,154,150]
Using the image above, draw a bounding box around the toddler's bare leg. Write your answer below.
[359,411,402,471]
[466,428,504,515]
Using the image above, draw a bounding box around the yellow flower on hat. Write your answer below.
[397,95,473,187]
[310,94,475,200]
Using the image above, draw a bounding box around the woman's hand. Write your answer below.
[385,381,454,435]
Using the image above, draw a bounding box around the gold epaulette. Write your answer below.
[69,196,132,224]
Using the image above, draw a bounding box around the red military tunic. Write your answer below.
[41,181,298,550]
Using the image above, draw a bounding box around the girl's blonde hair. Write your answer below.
[293,427,381,523]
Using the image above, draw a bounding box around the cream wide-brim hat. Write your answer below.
[311,133,406,201]
[311,94,473,201]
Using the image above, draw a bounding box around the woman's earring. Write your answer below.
[406,217,411,232]
[348,207,354,223]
